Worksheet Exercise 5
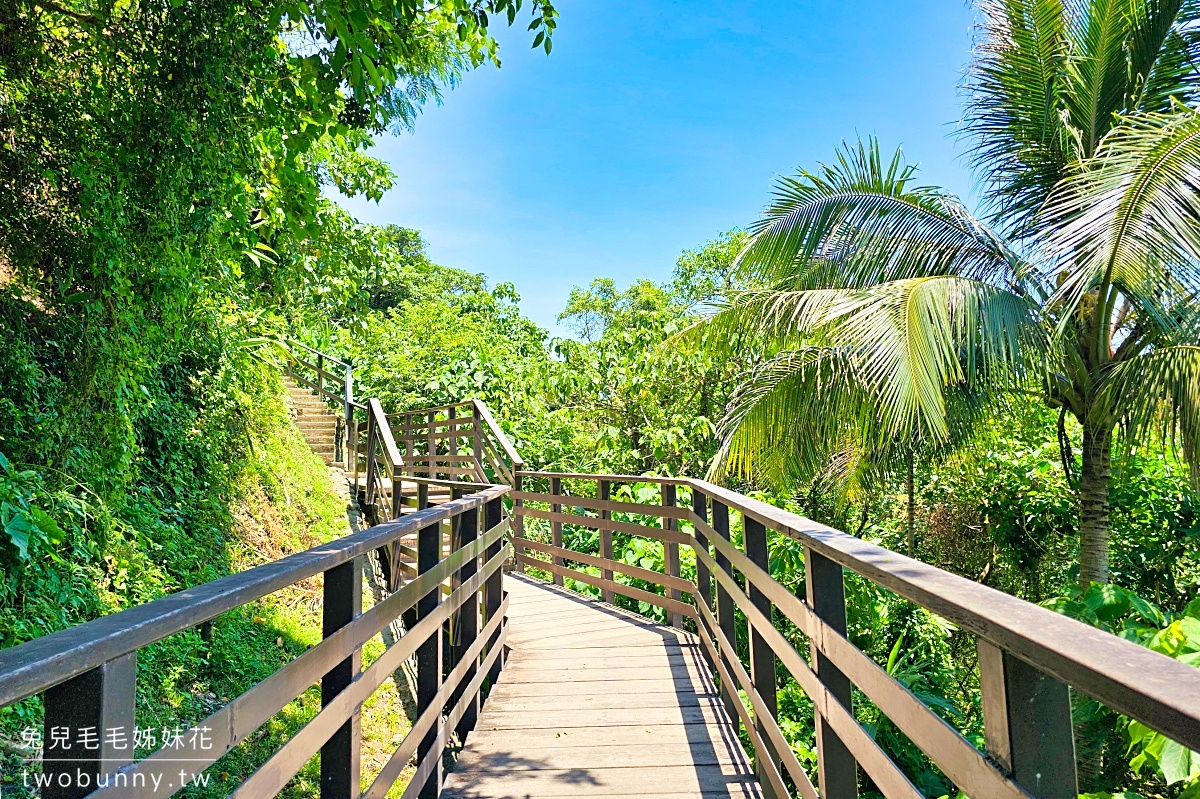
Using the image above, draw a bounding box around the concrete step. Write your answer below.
[302,426,336,436]
[302,426,336,435]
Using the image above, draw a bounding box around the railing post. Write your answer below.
[391,475,402,521]
[343,365,353,470]
[350,417,360,486]
[662,483,682,628]
[416,520,443,799]
[806,547,857,799]
[473,425,484,481]
[978,639,1078,798]
[448,405,458,481]
[599,479,614,604]
[483,496,505,689]
[512,473,525,573]
[691,488,713,670]
[321,557,362,799]
[405,412,415,464]
[711,500,739,724]
[364,413,379,522]
[42,653,136,799]
[451,493,480,740]
[550,476,564,586]
[744,516,779,795]
[427,410,436,480]
[316,353,325,398]
[400,483,432,642]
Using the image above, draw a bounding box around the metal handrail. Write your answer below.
[289,339,350,369]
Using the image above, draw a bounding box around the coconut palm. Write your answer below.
[698,0,1200,588]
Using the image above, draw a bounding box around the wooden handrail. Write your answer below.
[369,397,404,469]
[286,343,520,488]
[0,484,507,707]
[289,339,350,369]
[515,469,688,483]
[0,485,510,799]
[686,477,1200,752]
[508,469,1200,799]
[387,401,475,422]
[473,399,523,469]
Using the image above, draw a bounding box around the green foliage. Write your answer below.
[0,3,553,788]
[1045,586,1200,795]
[0,454,65,560]
[2,1,1198,794]
[694,1,1200,589]
[0,360,360,796]
[331,229,748,478]
[334,260,547,421]
[1110,453,1200,609]
[549,277,726,474]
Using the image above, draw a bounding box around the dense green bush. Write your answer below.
[0,355,358,796]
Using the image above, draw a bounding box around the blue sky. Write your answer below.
[338,1,981,333]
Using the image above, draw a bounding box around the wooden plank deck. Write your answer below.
[442,574,762,798]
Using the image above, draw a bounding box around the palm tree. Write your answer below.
[697,0,1200,588]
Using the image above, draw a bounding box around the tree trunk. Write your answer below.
[906,447,915,558]
[1078,420,1113,589]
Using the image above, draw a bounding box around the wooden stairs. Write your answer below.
[284,375,339,464]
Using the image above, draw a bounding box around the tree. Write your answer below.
[697,0,1200,588]
[0,0,557,504]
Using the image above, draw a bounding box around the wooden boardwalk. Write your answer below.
[442,575,762,799]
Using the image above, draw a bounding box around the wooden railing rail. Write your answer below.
[510,471,1200,799]
[380,401,522,486]
[0,484,510,799]
[362,397,406,523]
[285,342,523,492]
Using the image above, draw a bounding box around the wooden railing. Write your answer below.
[0,484,511,799]
[360,397,405,523]
[385,400,523,485]
[284,342,523,497]
[511,470,1200,799]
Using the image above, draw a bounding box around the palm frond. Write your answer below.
[675,287,851,355]
[965,0,1200,229]
[1062,0,1140,155]
[1129,0,1200,111]
[708,278,1039,490]
[1102,343,1200,486]
[710,347,877,489]
[1042,110,1200,331]
[736,138,1026,291]
[819,276,1040,442]
[965,0,1071,229]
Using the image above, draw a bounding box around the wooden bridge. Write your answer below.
[2,343,1200,799]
